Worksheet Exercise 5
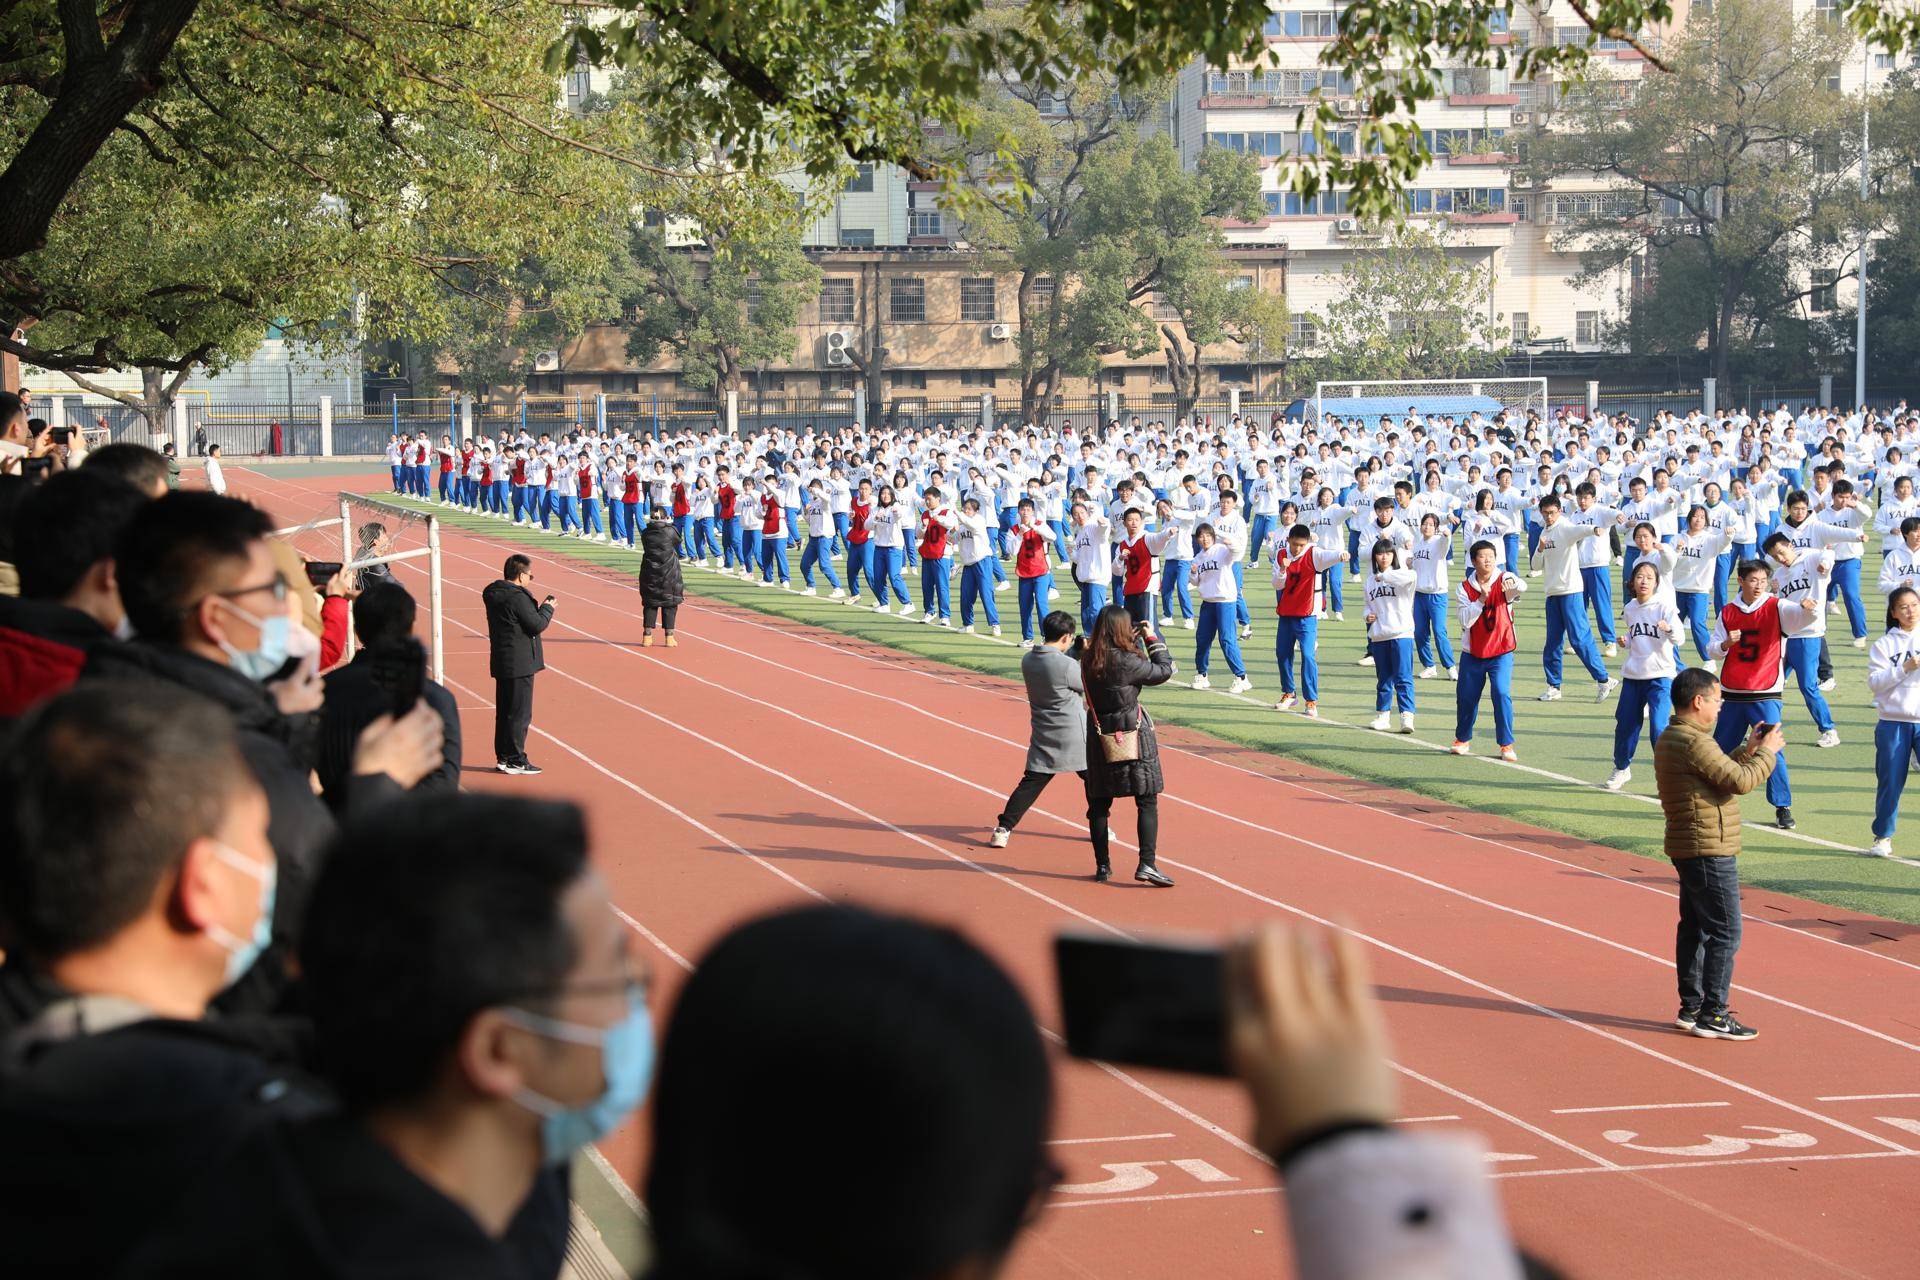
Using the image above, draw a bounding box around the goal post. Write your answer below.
[272,493,444,681]
[1312,377,1548,430]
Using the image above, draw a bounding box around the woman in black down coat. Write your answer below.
[1080,603,1176,886]
[639,507,685,647]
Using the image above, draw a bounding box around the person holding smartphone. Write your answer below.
[482,554,554,776]
[1081,605,1175,886]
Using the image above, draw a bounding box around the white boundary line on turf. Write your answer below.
[416,583,1910,1164]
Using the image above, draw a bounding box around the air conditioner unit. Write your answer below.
[826,348,852,366]
[987,322,1013,340]
[824,328,854,350]
[532,350,560,373]
[1511,110,1532,125]
[1334,217,1359,234]
[1336,98,1359,114]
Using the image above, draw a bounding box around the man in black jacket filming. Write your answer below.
[484,553,555,776]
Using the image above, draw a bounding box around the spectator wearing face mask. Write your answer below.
[82,492,443,1013]
[0,684,328,1275]
[119,795,633,1280]
[0,468,149,718]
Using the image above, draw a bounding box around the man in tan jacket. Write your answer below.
[1653,666,1782,1041]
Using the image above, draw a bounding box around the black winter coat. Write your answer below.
[483,579,553,679]
[638,518,685,606]
[1082,635,1175,798]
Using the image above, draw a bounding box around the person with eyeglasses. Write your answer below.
[119,794,639,1280]
[84,492,445,1015]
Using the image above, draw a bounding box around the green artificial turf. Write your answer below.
[384,491,1920,929]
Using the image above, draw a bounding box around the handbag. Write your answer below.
[1087,691,1142,763]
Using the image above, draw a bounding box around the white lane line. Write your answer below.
[1047,1133,1176,1146]
[1817,1092,1920,1101]
[1394,1114,1463,1123]
[1551,1101,1733,1115]
[611,905,694,972]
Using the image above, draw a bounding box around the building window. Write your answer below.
[1229,275,1254,292]
[909,209,943,237]
[819,278,856,323]
[960,277,997,321]
[844,163,875,193]
[1576,311,1601,344]
[1151,292,1180,320]
[1288,314,1319,350]
[1510,194,1529,221]
[1813,0,1840,25]
[838,228,876,247]
[1811,269,1838,312]
[1029,276,1057,312]
[893,371,928,390]
[959,369,998,388]
[890,277,927,323]
[1874,52,1894,70]
[1280,10,1339,37]
[1511,312,1530,344]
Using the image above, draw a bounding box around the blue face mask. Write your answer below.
[207,841,277,987]
[504,990,655,1165]
[215,599,291,682]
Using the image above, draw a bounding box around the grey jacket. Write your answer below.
[1021,645,1086,774]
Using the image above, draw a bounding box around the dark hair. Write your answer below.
[1468,538,1496,561]
[206,443,221,457]
[1574,481,1596,499]
[1672,666,1719,713]
[1737,557,1772,581]
[1888,585,1918,632]
[1902,516,1920,539]
[647,905,1049,1280]
[1833,479,1855,497]
[1040,610,1077,643]
[0,391,25,438]
[503,553,532,580]
[1538,493,1562,513]
[353,581,417,650]
[12,468,148,600]
[0,682,250,960]
[1288,523,1311,541]
[115,491,275,641]
[302,795,588,1111]
[1785,489,1810,509]
[1081,604,1140,685]
[1760,531,1791,557]
[83,442,171,494]
[1369,537,1398,567]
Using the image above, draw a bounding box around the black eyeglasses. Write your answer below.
[215,575,289,604]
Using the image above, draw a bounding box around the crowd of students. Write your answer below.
[401,395,1920,855]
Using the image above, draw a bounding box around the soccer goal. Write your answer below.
[274,493,444,680]
[1312,377,1548,430]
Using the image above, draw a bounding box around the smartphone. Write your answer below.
[47,426,71,445]
[370,637,427,717]
[1055,933,1229,1077]
[302,560,343,588]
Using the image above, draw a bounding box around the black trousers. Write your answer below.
[1088,792,1159,867]
[1816,634,1833,683]
[644,604,679,632]
[996,768,1085,831]
[1675,855,1742,1017]
[494,674,535,767]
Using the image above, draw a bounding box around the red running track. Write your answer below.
[242,468,1920,1279]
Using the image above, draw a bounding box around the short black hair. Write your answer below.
[83,442,171,494]
[1761,531,1791,556]
[12,468,149,600]
[1672,666,1718,713]
[302,794,589,1111]
[115,491,275,641]
[1288,523,1311,541]
[647,905,1049,1280]
[1469,539,1496,560]
[1785,490,1810,509]
[0,682,250,961]
[1040,610,1076,643]
[352,581,417,650]
[503,553,531,580]
[1538,493,1562,513]
[1737,557,1772,580]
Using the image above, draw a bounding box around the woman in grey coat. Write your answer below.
[988,611,1087,854]
[1081,603,1175,885]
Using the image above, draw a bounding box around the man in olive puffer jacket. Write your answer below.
[1653,666,1781,1042]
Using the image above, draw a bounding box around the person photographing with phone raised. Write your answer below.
[1080,604,1175,886]
[484,553,554,776]
[1654,667,1781,1041]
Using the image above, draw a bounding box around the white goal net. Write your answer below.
[274,493,444,679]
[1312,377,1548,430]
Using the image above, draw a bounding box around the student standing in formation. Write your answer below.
[550,453,579,535]
[738,476,764,578]
[1410,512,1458,681]
[1880,517,1920,596]
[868,485,913,615]
[1189,523,1251,692]
[1364,540,1418,733]
[798,480,846,598]
[1115,508,1157,627]
[716,466,743,570]
[1214,490,1254,640]
[1710,559,1817,830]
[954,497,1002,636]
[1271,523,1344,718]
[918,487,957,626]
[1012,501,1057,647]
[1307,488,1351,620]
[1533,494,1616,702]
[576,456,605,541]
[1761,532,1842,748]
[1824,480,1872,650]
[690,475,717,561]
[757,477,792,589]
[1069,500,1113,636]
[1606,559,1682,791]
[1154,497,1198,629]
[844,479,874,605]
[1672,506,1730,668]
[1452,540,1524,761]
[1868,585,1920,858]
[1569,483,1622,656]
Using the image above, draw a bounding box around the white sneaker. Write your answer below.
[801,587,818,596]
[1191,675,1212,690]
[989,827,1010,849]
[1368,712,1391,731]
[1418,666,1437,679]
[1603,643,1618,658]
[848,596,862,607]
[1818,677,1837,692]
[922,614,936,625]
[1816,729,1841,748]
[780,583,794,592]
[874,602,892,613]
[939,617,953,628]
[1448,740,1470,756]
[1448,666,1460,682]
[829,588,846,599]
[1183,617,1196,630]
[1333,611,1345,621]
[1605,768,1631,791]
[962,624,975,634]
[1276,693,1297,711]
[925,609,941,622]
[1228,676,1253,694]
[1529,569,1542,578]
[991,625,1002,637]
[1538,686,1563,702]
[1869,838,1894,858]
[1400,713,1416,734]
[1596,678,1618,702]
[1703,659,1717,673]
[1303,702,1320,718]
[1021,639,1034,649]
[995,581,1010,592]
[1237,625,1254,640]
[898,602,917,615]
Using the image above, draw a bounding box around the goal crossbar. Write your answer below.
[1312,377,1548,429]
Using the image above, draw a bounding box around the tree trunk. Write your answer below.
[1161,325,1200,427]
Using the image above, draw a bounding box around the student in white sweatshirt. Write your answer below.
[1670,506,1730,667]
[1868,585,1920,857]
[1532,493,1615,702]
[1605,559,1682,791]
[1762,532,1840,747]
[1189,523,1250,692]
[1877,516,1920,595]
[1152,497,1198,628]
[1363,540,1419,734]
[1410,514,1457,680]
[1069,501,1113,636]
[954,496,1002,635]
